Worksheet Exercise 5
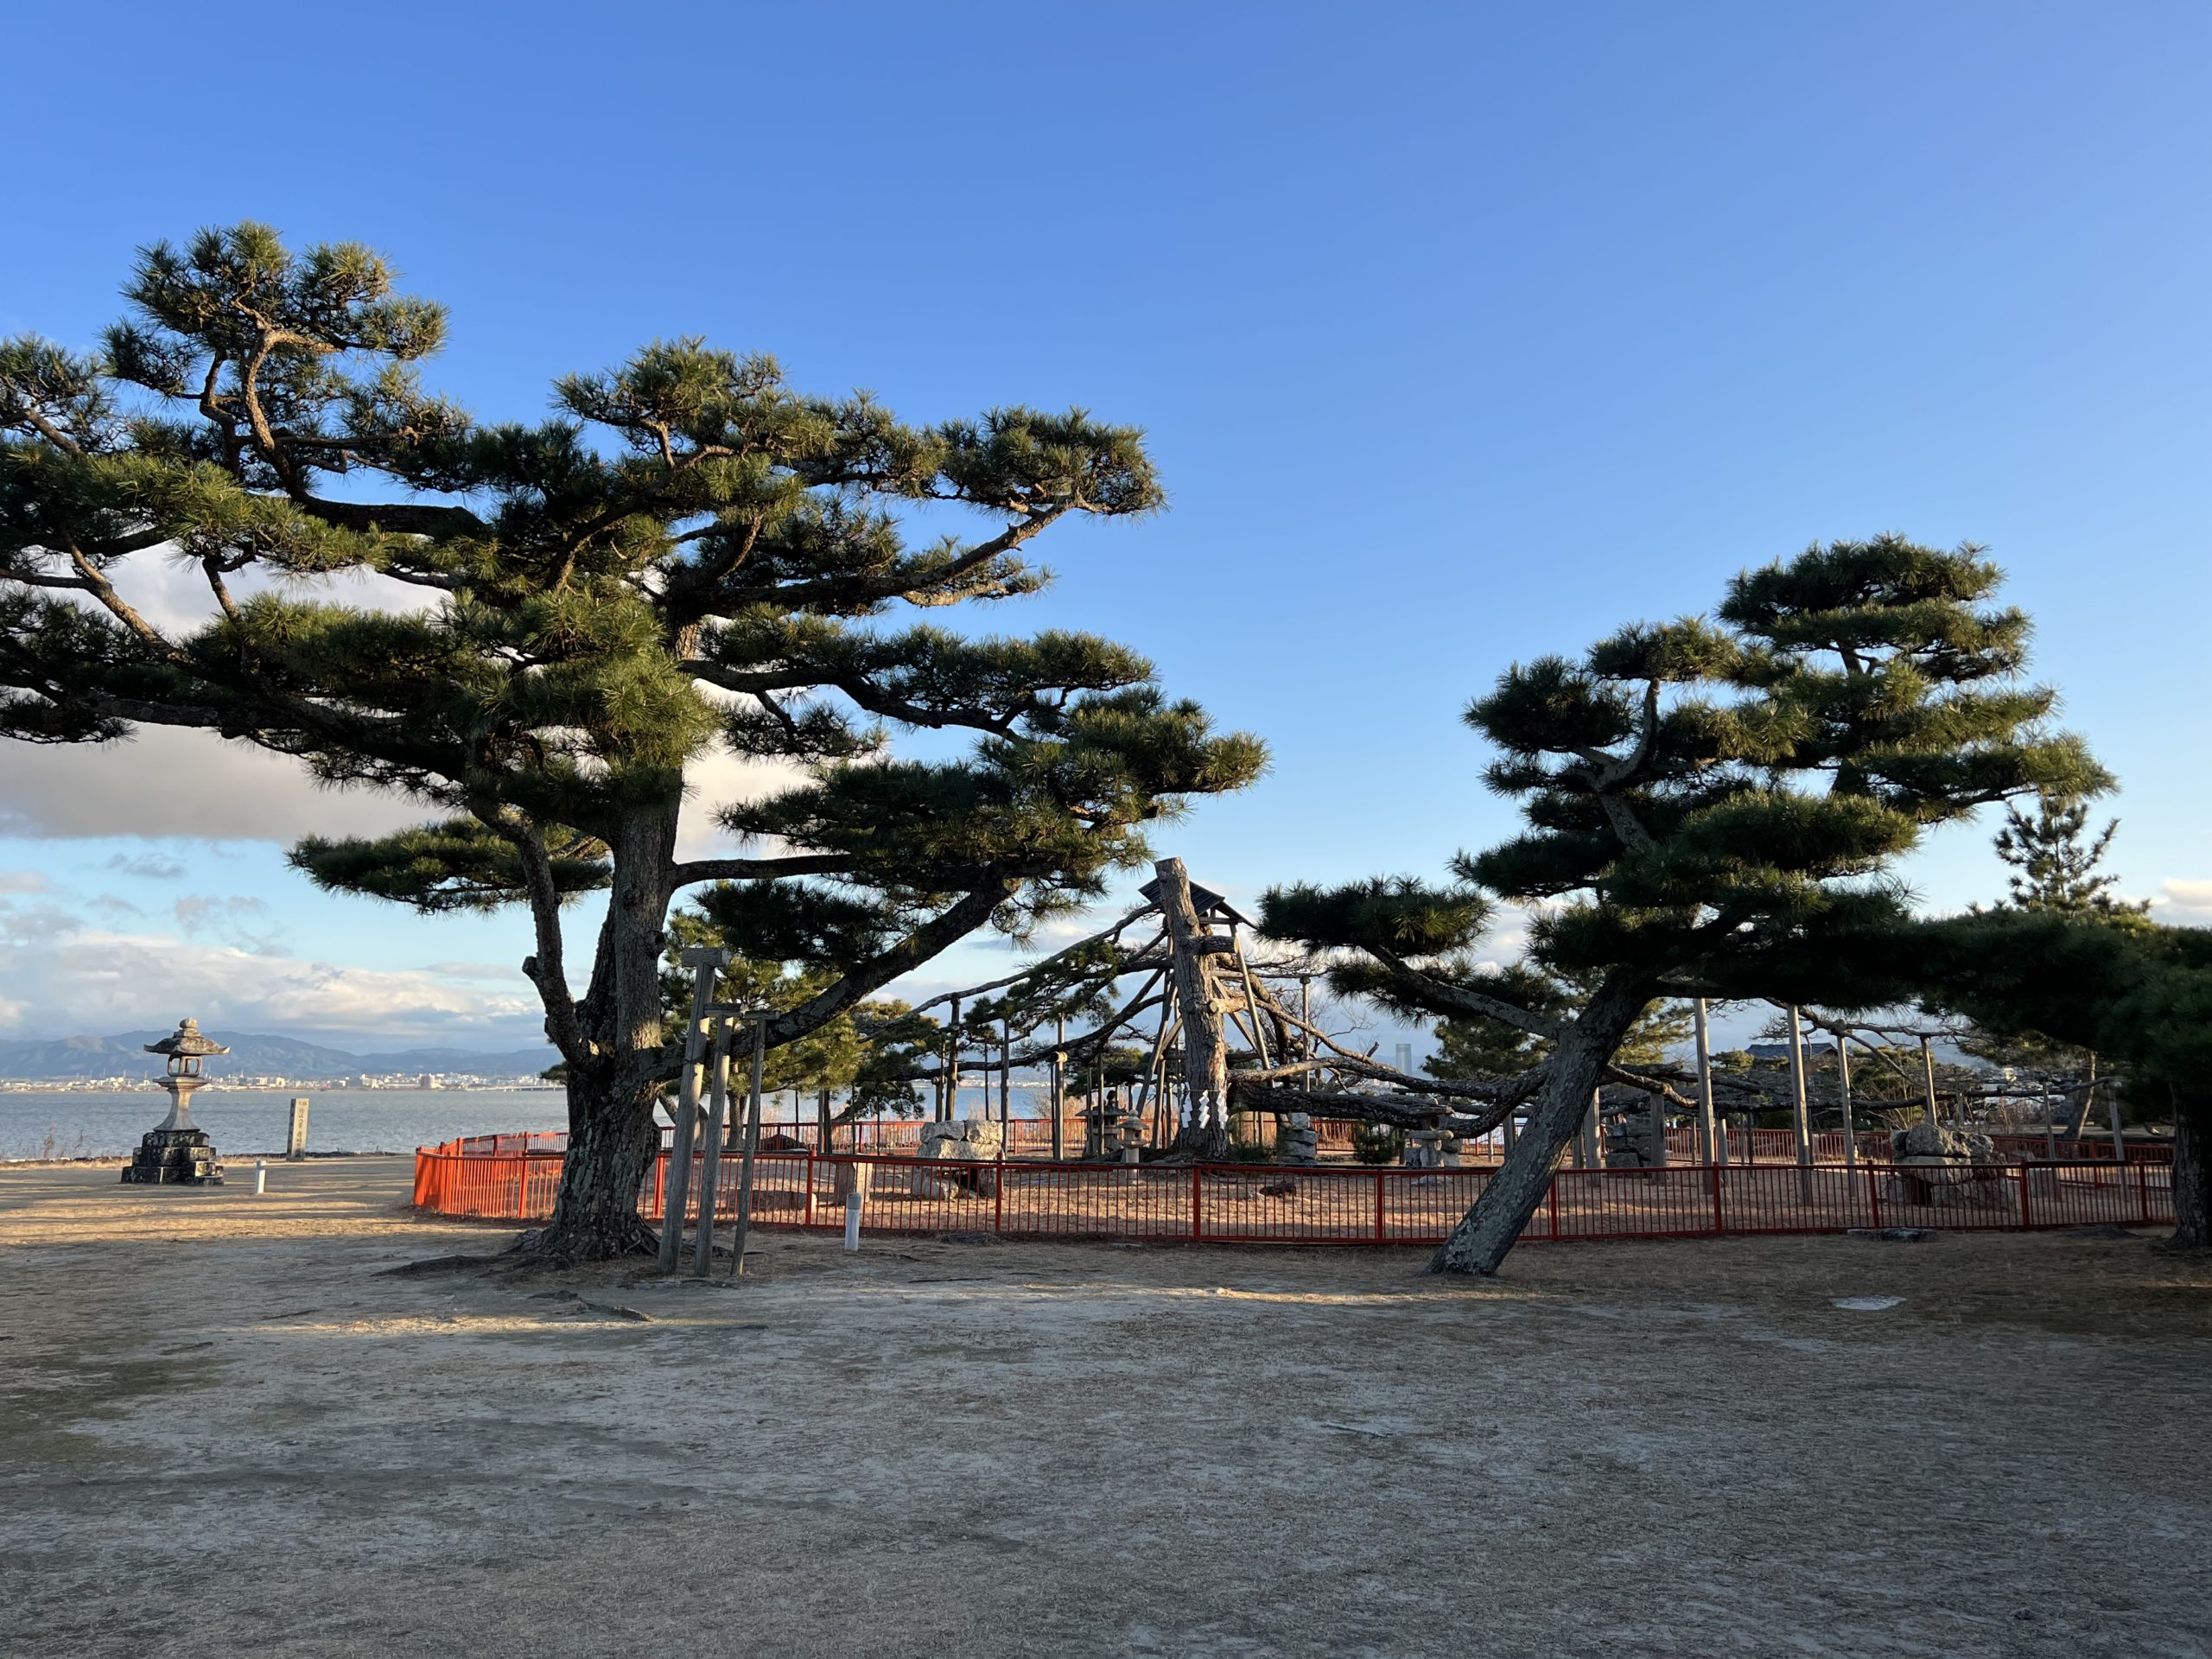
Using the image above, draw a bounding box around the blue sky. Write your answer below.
[3,3,2208,1051]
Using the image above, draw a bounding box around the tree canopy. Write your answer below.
[1913,908,2211,1243]
[1262,536,2104,1273]
[0,222,1264,1257]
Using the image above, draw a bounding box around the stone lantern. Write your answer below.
[121,1017,227,1185]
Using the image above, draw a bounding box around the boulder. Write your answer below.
[1885,1119,2007,1207]
[919,1116,1003,1161]
[1890,1120,1996,1165]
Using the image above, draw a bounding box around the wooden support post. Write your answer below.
[690,1018,734,1278]
[1787,1005,1815,1204]
[1580,1090,1599,1169]
[1836,1030,1856,1170]
[1051,1016,1066,1163]
[2109,1078,2127,1167]
[943,995,960,1122]
[1919,1035,1939,1128]
[1154,857,1230,1154]
[1693,998,1717,1166]
[657,947,727,1274]
[728,1009,768,1280]
[1786,1006,1814,1167]
[1000,1020,1012,1146]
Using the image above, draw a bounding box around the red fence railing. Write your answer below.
[412,1141,2173,1243]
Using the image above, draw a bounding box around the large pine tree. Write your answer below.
[0,224,1263,1259]
[1262,537,2104,1274]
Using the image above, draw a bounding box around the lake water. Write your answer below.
[0,1083,1036,1160]
[0,1089,571,1160]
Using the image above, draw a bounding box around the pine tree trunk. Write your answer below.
[2171,1085,2211,1249]
[1426,974,1654,1276]
[533,1065,663,1261]
[524,798,681,1263]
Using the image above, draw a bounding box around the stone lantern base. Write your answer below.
[121,1127,225,1185]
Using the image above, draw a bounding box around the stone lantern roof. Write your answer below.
[144,1017,230,1059]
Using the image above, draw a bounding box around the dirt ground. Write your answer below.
[3,1160,2208,1658]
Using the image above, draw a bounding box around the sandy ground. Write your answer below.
[2,1161,2208,1659]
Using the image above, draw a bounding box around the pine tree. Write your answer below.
[1916,910,2212,1247]
[0,224,1264,1259]
[1262,537,2105,1274]
[1992,793,2145,915]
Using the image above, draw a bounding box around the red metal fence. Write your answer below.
[569,1119,2168,1167]
[412,1141,2173,1245]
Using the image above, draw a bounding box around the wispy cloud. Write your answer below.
[106,852,188,880]
[0,871,52,893]
[172,893,289,957]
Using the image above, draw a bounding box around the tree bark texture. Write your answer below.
[1425,974,1656,1276]
[534,1065,664,1261]
[2172,1085,2211,1249]
[1154,857,1231,1154]
[531,797,682,1262]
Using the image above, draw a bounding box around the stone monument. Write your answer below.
[1275,1111,1319,1165]
[917,1116,1003,1195]
[120,1017,227,1186]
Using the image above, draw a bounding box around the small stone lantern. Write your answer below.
[121,1017,227,1186]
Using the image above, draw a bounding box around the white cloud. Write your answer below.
[2152,879,2212,922]
[0,870,53,893]
[2,700,807,858]
[675,748,810,861]
[3,557,445,845]
[0,725,435,843]
[0,906,542,1045]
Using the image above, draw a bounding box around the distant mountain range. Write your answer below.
[0,1030,560,1081]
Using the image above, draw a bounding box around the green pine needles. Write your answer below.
[1262,535,2106,1274]
[0,223,1264,1258]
